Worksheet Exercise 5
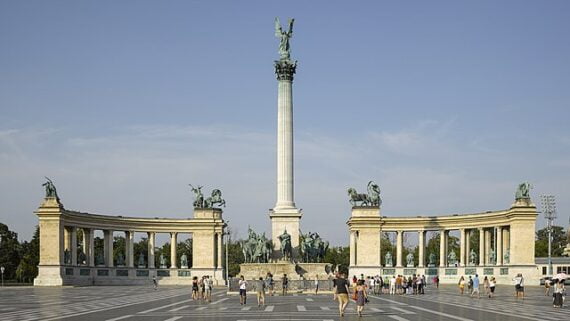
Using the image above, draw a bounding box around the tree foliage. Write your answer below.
[535,225,567,257]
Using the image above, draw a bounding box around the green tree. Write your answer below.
[113,235,126,265]
[177,239,192,267]
[134,237,148,266]
[425,232,440,265]
[535,225,566,257]
[380,233,395,266]
[323,246,349,274]
[226,238,243,277]
[0,223,22,280]
[16,226,40,283]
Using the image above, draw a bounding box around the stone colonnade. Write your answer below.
[348,199,538,284]
[34,197,226,286]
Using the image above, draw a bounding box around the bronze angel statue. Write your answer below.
[275,17,294,60]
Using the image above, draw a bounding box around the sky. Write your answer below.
[1,1,569,246]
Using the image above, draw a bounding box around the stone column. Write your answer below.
[274,59,297,211]
[148,232,155,269]
[485,229,491,265]
[170,232,177,268]
[465,229,471,265]
[126,231,134,268]
[439,230,446,267]
[217,233,223,269]
[503,227,510,264]
[459,228,465,267]
[104,230,114,267]
[86,229,94,267]
[396,231,403,267]
[418,230,425,268]
[478,228,485,266]
[349,231,356,266]
[70,227,77,266]
[496,227,503,266]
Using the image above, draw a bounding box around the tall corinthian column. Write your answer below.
[270,57,302,258]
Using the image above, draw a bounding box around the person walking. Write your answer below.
[513,273,524,299]
[354,279,368,317]
[389,275,396,295]
[332,273,339,301]
[335,273,350,317]
[471,274,480,299]
[282,274,289,296]
[483,276,490,297]
[553,279,565,308]
[544,278,552,296]
[239,275,248,305]
[255,277,266,307]
[467,276,473,293]
[435,275,440,289]
[314,275,319,295]
[152,275,158,290]
[489,276,496,298]
[265,272,274,296]
[192,276,199,300]
[458,276,466,295]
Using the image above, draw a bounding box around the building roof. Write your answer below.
[535,257,570,264]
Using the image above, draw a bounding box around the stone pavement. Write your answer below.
[0,285,568,321]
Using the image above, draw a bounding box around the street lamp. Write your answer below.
[1,266,4,287]
[223,220,230,288]
[540,195,557,275]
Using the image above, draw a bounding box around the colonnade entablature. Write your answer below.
[348,198,538,285]
[34,197,226,286]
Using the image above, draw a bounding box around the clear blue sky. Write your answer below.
[1,1,569,245]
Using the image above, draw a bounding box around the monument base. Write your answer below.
[239,262,332,281]
[269,208,302,259]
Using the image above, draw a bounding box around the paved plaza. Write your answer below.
[0,285,568,321]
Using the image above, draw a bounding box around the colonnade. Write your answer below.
[347,199,538,284]
[34,197,226,286]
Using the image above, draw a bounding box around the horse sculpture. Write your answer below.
[348,181,382,207]
[205,189,226,208]
[348,187,370,206]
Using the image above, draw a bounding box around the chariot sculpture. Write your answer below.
[348,181,382,207]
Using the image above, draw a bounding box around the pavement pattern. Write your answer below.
[0,285,568,321]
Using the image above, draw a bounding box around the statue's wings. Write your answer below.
[287,18,294,35]
[274,17,282,37]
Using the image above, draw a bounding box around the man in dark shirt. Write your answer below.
[282,274,289,296]
[335,273,350,317]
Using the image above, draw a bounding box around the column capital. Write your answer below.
[274,59,297,81]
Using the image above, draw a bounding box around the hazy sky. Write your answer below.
[1,1,569,245]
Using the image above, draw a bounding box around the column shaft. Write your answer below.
[460,228,466,267]
[104,230,114,267]
[126,231,134,268]
[465,229,471,265]
[418,230,425,268]
[496,227,503,265]
[70,227,77,266]
[485,229,491,265]
[439,230,446,267]
[479,228,485,266]
[503,227,510,264]
[87,229,95,267]
[217,233,223,269]
[349,231,356,266]
[170,232,178,268]
[275,78,295,209]
[148,232,155,268]
[396,231,403,267]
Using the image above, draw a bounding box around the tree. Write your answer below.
[113,235,126,265]
[425,232,440,265]
[0,223,22,280]
[16,226,39,283]
[535,225,566,257]
[380,233,395,266]
[134,237,148,266]
[323,246,349,274]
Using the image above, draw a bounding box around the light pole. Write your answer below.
[1,266,4,287]
[223,221,230,288]
[541,195,557,275]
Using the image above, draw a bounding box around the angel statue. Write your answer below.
[275,17,294,60]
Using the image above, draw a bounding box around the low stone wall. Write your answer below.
[228,277,335,293]
[238,262,332,281]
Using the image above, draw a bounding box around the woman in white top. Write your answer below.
[239,275,248,305]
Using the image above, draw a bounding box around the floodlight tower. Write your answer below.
[540,194,557,275]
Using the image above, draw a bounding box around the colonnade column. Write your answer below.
[349,231,356,266]
[418,230,425,268]
[217,233,223,269]
[70,227,77,266]
[496,227,503,265]
[439,230,446,267]
[148,232,155,269]
[485,229,491,265]
[86,229,94,267]
[459,228,465,267]
[503,227,510,264]
[478,228,485,266]
[396,231,403,267]
[465,229,471,265]
[104,230,114,267]
[170,232,178,268]
[126,231,134,268]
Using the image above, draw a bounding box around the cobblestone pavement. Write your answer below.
[0,285,568,321]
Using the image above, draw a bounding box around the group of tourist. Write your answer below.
[238,272,285,307]
[191,275,214,302]
[458,274,496,298]
[544,276,566,308]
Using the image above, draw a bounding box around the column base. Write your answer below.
[269,207,302,259]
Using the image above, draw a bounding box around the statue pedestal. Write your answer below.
[407,264,414,268]
[181,265,189,269]
[160,265,167,269]
[428,264,435,267]
[384,264,393,268]
[269,208,302,259]
[238,262,331,281]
